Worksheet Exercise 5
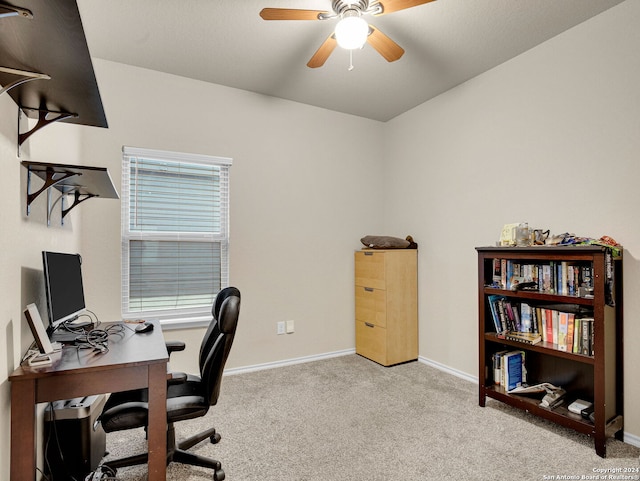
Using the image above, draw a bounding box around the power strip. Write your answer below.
[85,464,118,481]
[85,467,108,481]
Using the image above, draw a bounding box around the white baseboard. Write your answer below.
[624,431,640,449]
[418,355,478,384]
[223,348,356,376]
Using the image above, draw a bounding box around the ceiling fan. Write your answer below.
[260,0,436,68]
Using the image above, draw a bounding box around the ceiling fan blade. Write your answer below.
[367,26,405,62]
[373,0,436,16]
[307,34,337,68]
[260,8,328,21]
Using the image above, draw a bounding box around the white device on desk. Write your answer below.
[24,303,54,366]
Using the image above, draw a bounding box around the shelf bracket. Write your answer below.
[25,164,80,216]
[61,191,97,223]
[18,107,78,154]
[0,3,32,20]
[0,67,50,98]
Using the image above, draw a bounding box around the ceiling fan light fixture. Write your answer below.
[334,14,368,50]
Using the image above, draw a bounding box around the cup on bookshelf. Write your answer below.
[516,223,531,247]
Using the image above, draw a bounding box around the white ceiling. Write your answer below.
[77,0,624,122]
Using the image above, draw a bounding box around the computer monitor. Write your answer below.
[42,251,86,329]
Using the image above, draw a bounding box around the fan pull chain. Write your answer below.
[348,49,355,71]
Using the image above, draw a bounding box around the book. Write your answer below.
[520,303,532,332]
[566,313,575,352]
[558,312,569,351]
[487,295,505,333]
[492,350,509,385]
[573,318,582,353]
[542,265,552,292]
[503,300,517,331]
[540,309,548,342]
[509,382,561,395]
[504,331,542,345]
[492,259,502,287]
[503,351,525,391]
[560,262,568,295]
[581,318,594,356]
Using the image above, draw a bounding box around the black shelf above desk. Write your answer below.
[22,161,119,226]
[0,0,108,148]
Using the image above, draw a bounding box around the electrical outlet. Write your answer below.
[286,320,295,334]
[277,321,285,335]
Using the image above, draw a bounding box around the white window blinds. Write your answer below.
[121,147,232,322]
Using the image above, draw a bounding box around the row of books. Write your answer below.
[491,259,593,295]
[492,350,526,391]
[488,295,595,355]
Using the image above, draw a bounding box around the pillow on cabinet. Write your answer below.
[360,235,417,249]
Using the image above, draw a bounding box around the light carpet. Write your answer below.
[103,354,640,480]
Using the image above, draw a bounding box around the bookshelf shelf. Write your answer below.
[485,385,597,436]
[482,287,595,306]
[484,333,595,364]
[477,245,623,458]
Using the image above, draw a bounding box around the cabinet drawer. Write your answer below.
[355,286,386,327]
[355,251,385,289]
[356,321,387,365]
[356,321,387,366]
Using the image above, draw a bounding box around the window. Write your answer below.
[121,147,232,326]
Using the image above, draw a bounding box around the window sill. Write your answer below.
[158,316,211,331]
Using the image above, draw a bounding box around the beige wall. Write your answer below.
[1,1,639,478]
[77,60,386,372]
[384,0,640,442]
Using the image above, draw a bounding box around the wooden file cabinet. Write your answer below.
[355,249,418,366]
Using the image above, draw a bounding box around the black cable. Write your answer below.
[35,466,51,481]
[74,323,127,354]
[21,340,39,363]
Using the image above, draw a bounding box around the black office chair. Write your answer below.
[99,287,241,481]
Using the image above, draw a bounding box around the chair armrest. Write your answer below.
[166,341,186,356]
[167,371,188,386]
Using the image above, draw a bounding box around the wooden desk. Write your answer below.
[9,321,169,481]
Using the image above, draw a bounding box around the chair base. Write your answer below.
[103,424,224,480]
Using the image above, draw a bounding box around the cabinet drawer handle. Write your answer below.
[364,287,374,292]
[364,251,374,256]
[365,322,374,328]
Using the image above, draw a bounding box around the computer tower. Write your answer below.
[44,394,107,480]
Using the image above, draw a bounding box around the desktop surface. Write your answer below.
[11,320,168,380]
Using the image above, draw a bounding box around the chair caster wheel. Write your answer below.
[210,432,222,444]
[213,468,225,480]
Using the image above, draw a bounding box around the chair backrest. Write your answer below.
[199,287,241,370]
[200,287,240,405]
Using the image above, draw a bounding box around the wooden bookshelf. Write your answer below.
[476,246,623,457]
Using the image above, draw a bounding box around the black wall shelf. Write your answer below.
[22,161,119,226]
[0,0,108,151]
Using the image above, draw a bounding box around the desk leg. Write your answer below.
[11,380,36,481]
[147,363,167,481]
